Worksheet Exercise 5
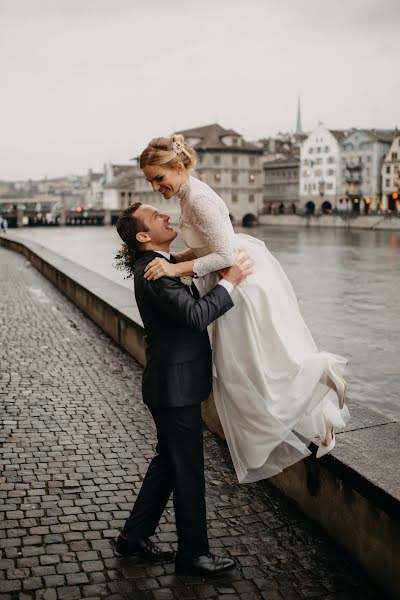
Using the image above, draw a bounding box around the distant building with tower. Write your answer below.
[260,98,306,212]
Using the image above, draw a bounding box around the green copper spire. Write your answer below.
[296,96,302,133]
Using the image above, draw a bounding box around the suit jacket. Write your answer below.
[134,250,234,409]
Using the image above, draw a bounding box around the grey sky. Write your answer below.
[1,0,399,180]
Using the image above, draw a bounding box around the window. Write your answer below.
[214,155,221,165]
[327,183,333,190]
[232,138,238,145]
[317,147,321,153]
[309,148,314,154]
[327,156,335,164]
[121,192,125,197]
[232,155,238,166]
[316,158,323,165]
[327,169,335,176]
[393,152,398,160]
[232,172,238,183]
[324,146,330,152]
[315,168,321,176]
[303,159,309,166]
[232,194,238,203]
[249,156,256,166]
[249,194,255,203]
[386,166,391,174]
[128,192,132,198]
[386,179,390,187]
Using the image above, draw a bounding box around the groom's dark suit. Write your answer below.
[121,250,234,559]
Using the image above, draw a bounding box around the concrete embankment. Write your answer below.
[1,232,399,599]
[259,214,400,230]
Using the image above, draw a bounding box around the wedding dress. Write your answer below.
[177,175,350,484]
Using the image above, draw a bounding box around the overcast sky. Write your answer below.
[1,0,399,180]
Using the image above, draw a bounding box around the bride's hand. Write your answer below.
[144,258,177,280]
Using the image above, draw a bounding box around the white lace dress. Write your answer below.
[177,175,350,484]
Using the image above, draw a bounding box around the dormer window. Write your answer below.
[186,137,201,146]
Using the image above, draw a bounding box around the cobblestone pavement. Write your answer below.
[0,247,383,600]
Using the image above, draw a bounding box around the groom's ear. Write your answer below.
[136,231,151,244]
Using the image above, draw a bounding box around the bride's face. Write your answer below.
[143,164,183,199]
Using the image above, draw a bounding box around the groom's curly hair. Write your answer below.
[115,203,149,278]
[116,202,148,252]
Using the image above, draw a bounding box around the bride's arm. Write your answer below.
[189,195,236,277]
[172,248,197,262]
[144,195,236,281]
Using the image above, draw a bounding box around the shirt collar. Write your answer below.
[153,250,170,260]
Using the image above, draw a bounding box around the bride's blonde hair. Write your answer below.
[139,134,197,171]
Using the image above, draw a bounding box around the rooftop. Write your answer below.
[175,123,261,152]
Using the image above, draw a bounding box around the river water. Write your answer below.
[11,225,400,421]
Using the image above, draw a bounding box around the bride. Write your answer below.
[138,134,350,484]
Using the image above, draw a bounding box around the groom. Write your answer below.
[115,202,251,577]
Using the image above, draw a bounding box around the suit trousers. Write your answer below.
[121,403,209,559]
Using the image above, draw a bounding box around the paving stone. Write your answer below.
[57,587,82,600]
[22,576,43,590]
[35,589,58,600]
[0,247,383,600]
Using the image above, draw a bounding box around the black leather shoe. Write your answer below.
[175,553,235,577]
[115,536,175,562]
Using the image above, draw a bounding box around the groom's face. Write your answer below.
[134,204,177,247]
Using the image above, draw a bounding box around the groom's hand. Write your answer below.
[218,253,254,287]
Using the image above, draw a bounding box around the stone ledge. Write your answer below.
[259,214,400,229]
[1,232,399,599]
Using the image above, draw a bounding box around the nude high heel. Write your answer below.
[316,426,335,459]
[325,365,347,409]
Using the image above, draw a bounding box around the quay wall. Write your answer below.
[1,233,399,599]
[258,214,400,230]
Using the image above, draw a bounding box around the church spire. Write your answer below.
[296,96,302,134]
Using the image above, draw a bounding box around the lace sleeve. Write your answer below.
[189,195,236,277]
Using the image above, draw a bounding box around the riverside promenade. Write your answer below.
[0,246,382,600]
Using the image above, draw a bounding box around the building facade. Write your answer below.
[299,124,344,213]
[84,170,104,209]
[102,163,135,211]
[263,158,300,213]
[381,134,400,212]
[340,129,395,213]
[176,123,263,225]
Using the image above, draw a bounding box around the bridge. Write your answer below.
[0,205,260,228]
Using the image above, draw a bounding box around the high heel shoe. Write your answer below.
[316,427,335,458]
[326,364,347,409]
